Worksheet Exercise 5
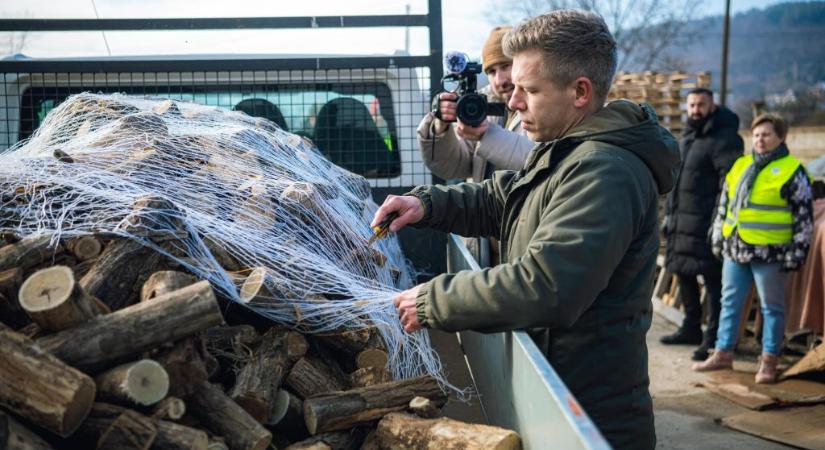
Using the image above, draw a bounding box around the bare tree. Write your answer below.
[486,0,703,72]
[1,10,32,56]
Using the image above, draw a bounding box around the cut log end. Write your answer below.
[239,267,267,303]
[124,360,170,406]
[268,389,291,426]
[67,236,102,261]
[18,265,74,313]
[356,348,388,370]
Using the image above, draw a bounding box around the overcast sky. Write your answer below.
[0,0,798,59]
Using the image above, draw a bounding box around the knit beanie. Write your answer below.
[482,26,513,73]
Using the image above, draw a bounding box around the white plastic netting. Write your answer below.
[0,92,449,387]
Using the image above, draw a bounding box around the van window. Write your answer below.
[20,82,400,178]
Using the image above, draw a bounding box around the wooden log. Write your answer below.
[152,337,212,398]
[84,403,208,450]
[265,389,298,427]
[202,325,260,355]
[97,410,157,450]
[66,235,103,261]
[283,430,364,450]
[16,321,44,339]
[303,376,446,435]
[0,327,96,437]
[18,265,101,331]
[0,234,63,272]
[153,420,209,450]
[95,359,170,406]
[408,396,440,419]
[207,438,229,450]
[286,331,309,361]
[355,348,388,370]
[230,327,292,422]
[0,267,23,300]
[348,367,393,388]
[314,328,371,356]
[150,396,186,421]
[375,412,521,450]
[80,197,181,310]
[141,271,198,303]
[285,356,347,399]
[0,409,56,450]
[37,280,224,372]
[0,289,31,330]
[185,382,272,450]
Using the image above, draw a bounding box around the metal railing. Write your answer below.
[447,234,611,450]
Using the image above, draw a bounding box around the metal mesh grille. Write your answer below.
[0,66,433,188]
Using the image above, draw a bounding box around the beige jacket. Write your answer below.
[417,85,534,181]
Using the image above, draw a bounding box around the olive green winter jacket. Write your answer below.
[408,100,680,450]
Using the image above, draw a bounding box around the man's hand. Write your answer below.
[432,92,457,134]
[455,120,490,141]
[393,285,423,333]
[371,195,425,233]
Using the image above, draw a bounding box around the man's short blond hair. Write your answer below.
[503,10,617,103]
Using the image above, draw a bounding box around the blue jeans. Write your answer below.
[716,258,788,355]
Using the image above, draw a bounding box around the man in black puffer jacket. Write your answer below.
[662,88,743,361]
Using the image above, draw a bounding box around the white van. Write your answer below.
[0,54,433,190]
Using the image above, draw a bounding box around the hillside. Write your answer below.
[627,1,825,125]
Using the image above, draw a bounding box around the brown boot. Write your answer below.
[755,353,779,384]
[692,349,733,372]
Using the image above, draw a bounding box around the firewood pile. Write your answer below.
[608,71,712,135]
[0,93,522,449]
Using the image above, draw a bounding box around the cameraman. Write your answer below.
[418,26,534,182]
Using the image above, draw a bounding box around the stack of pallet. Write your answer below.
[609,71,712,135]
[0,231,522,450]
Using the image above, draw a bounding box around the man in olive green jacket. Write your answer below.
[373,11,679,450]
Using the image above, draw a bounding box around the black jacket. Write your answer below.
[665,106,743,275]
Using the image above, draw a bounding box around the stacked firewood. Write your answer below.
[0,230,522,450]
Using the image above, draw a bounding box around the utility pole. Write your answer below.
[405,4,411,54]
[720,0,731,106]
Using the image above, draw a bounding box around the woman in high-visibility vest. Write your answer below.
[693,113,813,383]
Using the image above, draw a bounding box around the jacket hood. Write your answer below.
[707,105,740,132]
[565,100,681,194]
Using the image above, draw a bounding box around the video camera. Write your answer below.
[434,51,507,127]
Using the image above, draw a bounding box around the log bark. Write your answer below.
[141,271,198,303]
[375,412,521,450]
[229,327,292,422]
[84,403,208,450]
[152,337,212,398]
[202,325,260,356]
[348,367,392,388]
[97,410,157,450]
[153,420,209,450]
[0,267,23,300]
[95,359,170,406]
[303,376,446,435]
[286,331,309,361]
[283,430,364,450]
[285,356,347,399]
[186,382,272,450]
[37,280,223,372]
[66,235,103,261]
[0,328,96,437]
[80,197,181,310]
[0,234,63,272]
[0,409,56,450]
[18,265,101,331]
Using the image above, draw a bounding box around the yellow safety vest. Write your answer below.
[722,154,802,245]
